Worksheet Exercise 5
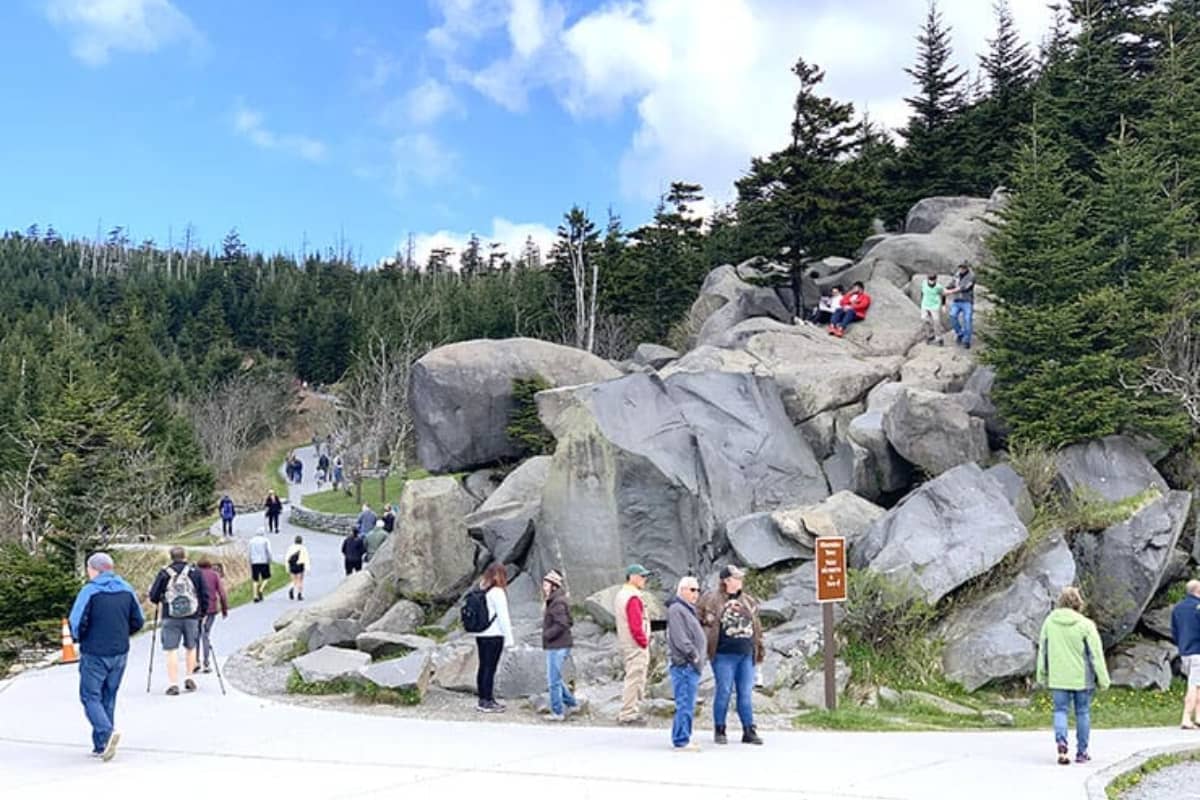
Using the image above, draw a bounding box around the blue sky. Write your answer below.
[0,0,1054,265]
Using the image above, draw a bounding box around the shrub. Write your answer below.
[0,544,81,633]
[1007,439,1058,507]
[506,376,556,456]
[840,570,941,687]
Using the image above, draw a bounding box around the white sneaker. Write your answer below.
[673,741,701,752]
[100,731,121,762]
[546,713,566,722]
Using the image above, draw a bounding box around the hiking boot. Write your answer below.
[165,685,180,696]
[297,593,303,601]
[184,679,197,692]
[742,726,763,745]
[1057,743,1070,765]
[714,726,728,744]
[1075,752,1091,764]
[192,665,201,674]
[202,666,212,674]
[288,588,294,600]
[100,731,120,762]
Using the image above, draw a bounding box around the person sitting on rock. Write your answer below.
[807,285,842,325]
[828,281,871,338]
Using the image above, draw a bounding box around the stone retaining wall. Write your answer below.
[289,506,357,534]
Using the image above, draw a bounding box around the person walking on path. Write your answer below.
[614,564,652,726]
[218,494,236,538]
[356,504,377,540]
[293,456,304,485]
[541,569,577,722]
[247,528,273,602]
[364,519,388,563]
[285,535,311,600]
[382,504,396,534]
[666,575,707,752]
[68,552,143,761]
[699,564,764,745]
[285,453,296,484]
[341,529,366,575]
[317,452,330,486]
[264,490,283,534]
[944,262,976,349]
[196,557,228,674]
[919,274,946,345]
[333,456,345,492]
[472,562,514,713]
[1171,580,1200,728]
[1036,586,1111,765]
[147,546,209,696]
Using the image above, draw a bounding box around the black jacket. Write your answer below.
[148,561,209,620]
[342,535,366,564]
[542,588,573,650]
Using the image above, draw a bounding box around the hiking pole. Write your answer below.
[146,604,159,693]
[206,636,228,696]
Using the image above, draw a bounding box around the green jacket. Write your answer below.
[1035,608,1110,691]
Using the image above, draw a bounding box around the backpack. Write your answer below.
[164,564,200,618]
[460,587,495,633]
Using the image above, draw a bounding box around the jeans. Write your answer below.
[79,653,127,753]
[712,651,755,729]
[266,513,280,533]
[199,614,218,667]
[830,308,860,329]
[476,636,504,704]
[950,300,974,345]
[1052,689,1092,755]
[221,518,233,536]
[545,648,577,716]
[670,664,700,747]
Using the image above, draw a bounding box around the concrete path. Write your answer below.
[1,444,1196,799]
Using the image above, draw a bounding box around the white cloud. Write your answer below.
[404,79,461,125]
[407,217,556,269]
[233,104,327,162]
[45,0,201,66]
[392,133,458,191]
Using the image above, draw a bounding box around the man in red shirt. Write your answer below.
[614,564,652,725]
[828,281,872,338]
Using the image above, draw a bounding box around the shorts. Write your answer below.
[251,562,271,581]
[289,563,305,576]
[1187,655,1200,687]
[161,617,200,651]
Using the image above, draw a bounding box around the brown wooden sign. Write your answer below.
[815,536,847,603]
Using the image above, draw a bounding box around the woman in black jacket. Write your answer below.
[341,530,366,575]
[541,569,578,721]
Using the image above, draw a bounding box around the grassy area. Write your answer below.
[1107,750,1200,799]
[265,446,294,498]
[285,667,421,705]
[301,468,432,515]
[226,568,292,609]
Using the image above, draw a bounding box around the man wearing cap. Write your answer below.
[699,565,765,745]
[614,564,652,725]
[541,569,578,722]
[667,575,707,751]
[67,552,144,761]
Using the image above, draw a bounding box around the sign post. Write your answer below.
[814,536,847,711]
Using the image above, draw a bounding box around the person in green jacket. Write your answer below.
[1036,587,1110,766]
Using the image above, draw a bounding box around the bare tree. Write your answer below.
[1126,311,1200,426]
[184,371,295,478]
[0,428,47,553]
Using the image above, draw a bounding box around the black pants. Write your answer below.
[267,513,279,533]
[476,636,504,704]
[221,519,233,536]
[344,560,362,576]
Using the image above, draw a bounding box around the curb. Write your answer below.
[1085,743,1200,800]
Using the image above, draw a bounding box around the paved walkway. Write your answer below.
[1,445,1195,798]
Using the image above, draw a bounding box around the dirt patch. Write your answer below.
[223,391,333,505]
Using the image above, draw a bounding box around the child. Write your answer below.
[808,285,843,325]
[920,274,945,344]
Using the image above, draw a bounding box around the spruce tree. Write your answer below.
[1142,16,1200,225]
[903,1,965,132]
[980,0,1034,106]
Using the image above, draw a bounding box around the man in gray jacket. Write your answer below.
[666,575,707,751]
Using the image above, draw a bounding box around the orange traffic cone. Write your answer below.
[60,618,78,664]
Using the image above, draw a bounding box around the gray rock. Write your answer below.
[410,337,621,472]
[584,584,667,629]
[247,571,379,665]
[899,344,977,393]
[393,476,479,599]
[882,386,989,476]
[1071,490,1191,646]
[1140,604,1174,640]
[901,690,977,716]
[759,567,845,630]
[985,463,1035,526]
[960,366,1007,442]
[463,469,505,504]
[857,234,892,260]
[355,631,437,656]
[822,439,879,500]
[429,643,477,693]
[1055,435,1169,504]
[838,279,926,357]
[1159,548,1192,593]
[771,491,886,553]
[691,262,793,347]
[632,343,680,370]
[982,709,1015,727]
[877,686,902,706]
[306,618,363,652]
[496,644,574,699]
[940,534,1076,691]
[364,598,425,635]
[360,650,433,698]
[852,463,1029,605]
[847,410,915,496]
[1108,637,1176,690]
[727,512,811,569]
[505,570,544,622]
[795,660,851,708]
[905,197,990,235]
[861,234,977,279]
[534,371,828,598]
[463,456,550,565]
[797,402,864,461]
[291,646,371,684]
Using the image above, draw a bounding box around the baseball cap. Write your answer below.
[719,565,746,580]
[543,569,564,587]
[625,564,652,577]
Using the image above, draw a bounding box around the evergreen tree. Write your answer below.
[1142,15,1200,224]
[460,233,483,279]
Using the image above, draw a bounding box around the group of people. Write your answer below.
[340,503,394,575]
[284,452,304,484]
[316,451,345,490]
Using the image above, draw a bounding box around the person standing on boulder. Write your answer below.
[470,562,514,713]
[1036,586,1110,765]
[827,281,871,338]
[264,490,283,534]
[68,552,143,761]
[614,564,652,725]
[195,556,228,674]
[247,528,273,602]
[341,528,366,575]
[1172,580,1200,728]
[943,262,976,349]
[218,494,236,538]
[285,535,311,601]
[698,564,764,745]
[920,274,946,345]
[147,546,209,696]
[667,575,707,751]
[541,569,578,721]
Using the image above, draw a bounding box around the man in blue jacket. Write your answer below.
[1172,579,1200,729]
[68,552,144,761]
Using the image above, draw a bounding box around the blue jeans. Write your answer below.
[1052,689,1092,755]
[950,300,974,345]
[79,653,127,753]
[670,664,700,747]
[545,648,577,715]
[830,308,860,329]
[712,652,755,729]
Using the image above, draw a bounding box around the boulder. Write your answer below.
[505,570,544,622]
[759,566,842,628]
[535,371,828,598]
[306,618,363,652]
[360,650,433,696]
[291,646,371,684]
[901,690,978,716]
[899,344,977,393]
[771,491,886,553]
[852,463,1029,604]
[882,386,989,476]
[463,468,505,503]
[429,643,478,693]
[496,644,574,698]
[1071,490,1190,646]
[960,366,1006,444]
[727,512,810,568]
[846,410,915,496]
[464,456,550,565]
[860,234,977,279]
[1140,604,1174,640]
[941,534,1076,691]
[1055,436,1169,504]
[1108,637,1176,691]
[797,402,864,461]
[985,464,1035,526]
[410,337,621,472]
[839,280,926,357]
[1160,548,1192,592]
[584,584,668,629]
[823,439,880,500]
[691,262,793,347]
[906,197,990,235]
[355,631,437,656]
[632,343,680,370]
[795,660,851,708]
[393,476,479,598]
[364,598,425,635]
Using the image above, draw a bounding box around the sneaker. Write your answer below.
[297,593,303,601]
[618,717,647,727]
[673,742,701,752]
[714,726,728,745]
[546,713,566,722]
[1075,753,1091,764]
[1057,743,1070,765]
[165,685,180,696]
[184,679,197,692]
[202,666,213,674]
[478,701,505,714]
[742,726,764,745]
[100,731,120,762]
[288,588,294,600]
[192,665,201,674]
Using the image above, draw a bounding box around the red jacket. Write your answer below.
[198,566,228,616]
[840,290,872,319]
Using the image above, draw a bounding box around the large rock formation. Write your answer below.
[852,464,1029,604]
[838,279,926,357]
[463,456,550,565]
[691,261,793,346]
[905,197,990,235]
[1055,435,1169,503]
[410,338,621,472]
[882,386,989,476]
[392,476,479,599]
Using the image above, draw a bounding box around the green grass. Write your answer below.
[226,568,292,609]
[1107,750,1200,799]
[266,446,294,498]
[285,668,421,705]
[412,625,448,642]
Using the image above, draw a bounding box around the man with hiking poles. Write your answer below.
[148,546,209,696]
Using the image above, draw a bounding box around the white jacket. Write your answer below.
[475,586,513,647]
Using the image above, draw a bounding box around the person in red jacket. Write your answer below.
[828,281,871,337]
[195,557,228,675]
